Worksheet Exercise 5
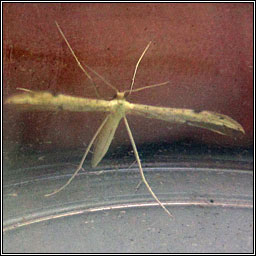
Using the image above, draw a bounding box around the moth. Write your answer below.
[5,22,245,217]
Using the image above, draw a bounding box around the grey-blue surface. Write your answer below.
[3,158,253,253]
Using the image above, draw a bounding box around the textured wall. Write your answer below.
[3,3,253,157]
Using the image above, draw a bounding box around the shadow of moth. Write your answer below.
[5,22,245,218]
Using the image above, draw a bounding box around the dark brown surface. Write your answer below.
[3,3,253,157]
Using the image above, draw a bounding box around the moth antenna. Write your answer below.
[55,21,103,98]
[129,41,152,95]
[82,63,118,93]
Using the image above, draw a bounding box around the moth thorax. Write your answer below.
[115,92,126,100]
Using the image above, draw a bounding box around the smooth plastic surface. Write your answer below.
[3,151,253,253]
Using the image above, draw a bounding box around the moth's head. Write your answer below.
[115,91,127,100]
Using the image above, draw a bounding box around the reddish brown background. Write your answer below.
[3,3,253,156]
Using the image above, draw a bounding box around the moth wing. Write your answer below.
[128,103,245,136]
[5,91,113,112]
[91,111,123,167]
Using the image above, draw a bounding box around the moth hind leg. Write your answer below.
[123,116,173,218]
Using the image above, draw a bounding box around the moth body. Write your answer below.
[91,94,131,167]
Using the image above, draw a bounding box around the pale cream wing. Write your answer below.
[5,91,114,112]
[91,111,123,167]
[128,102,245,136]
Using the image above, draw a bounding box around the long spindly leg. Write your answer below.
[123,116,173,218]
[124,81,170,94]
[45,115,110,197]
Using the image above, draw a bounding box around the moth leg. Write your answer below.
[123,116,173,218]
[16,88,34,93]
[45,115,110,197]
[135,180,143,191]
[127,160,142,190]
[125,81,170,94]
